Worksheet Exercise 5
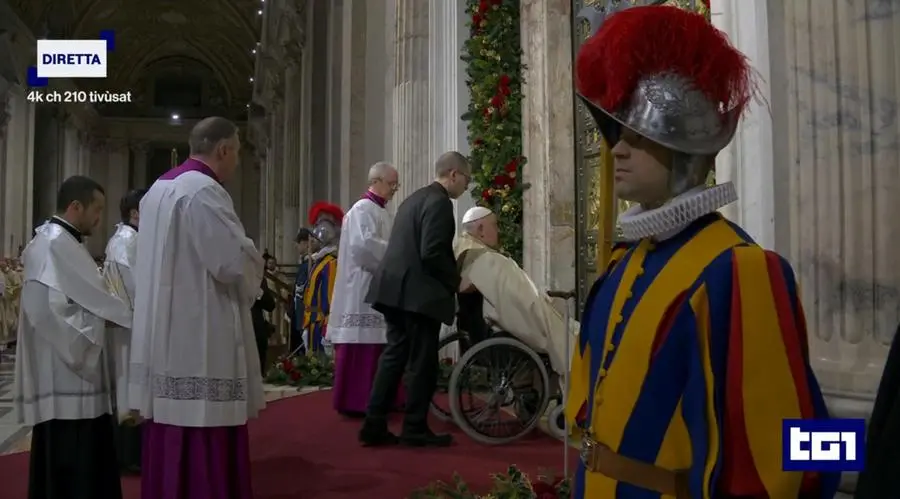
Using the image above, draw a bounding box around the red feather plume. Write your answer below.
[308,202,344,226]
[576,5,753,118]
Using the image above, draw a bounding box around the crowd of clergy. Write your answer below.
[11,110,486,498]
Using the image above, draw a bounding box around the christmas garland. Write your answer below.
[462,0,527,265]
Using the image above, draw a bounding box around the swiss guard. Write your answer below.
[566,5,839,499]
[302,202,342,355]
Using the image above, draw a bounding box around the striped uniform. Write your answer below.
[567,213,840,499]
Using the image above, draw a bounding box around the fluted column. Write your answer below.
[268,102,285,258]
[779,1,899,405]
[282,60,303,261]
[98,139,129,256]
[391,0,431,208]
[427,0,472,226]
[61,119,80,180]
[2,86,35,255]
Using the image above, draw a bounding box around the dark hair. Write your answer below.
[295,228,312,243]
[262,251,274,261]
[56,176,105,213]
[189,117,238,155]
[119,188,148,222]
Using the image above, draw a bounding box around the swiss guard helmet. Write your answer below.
[307,201,343,247]
[575,4,754,197]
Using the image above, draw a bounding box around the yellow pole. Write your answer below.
[596,138,615,270]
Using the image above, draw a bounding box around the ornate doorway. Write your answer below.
[570,0,709,312]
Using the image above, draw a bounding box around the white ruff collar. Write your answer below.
[617,182,738,241]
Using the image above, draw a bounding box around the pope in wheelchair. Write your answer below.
[433,206,576,444]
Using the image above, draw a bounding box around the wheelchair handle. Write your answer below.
[547,290,576,300]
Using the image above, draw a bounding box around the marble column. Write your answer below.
[520,0,577,293]
[0,87,34,256]
[257,147,272,251]
[716,0,900,493]
[95,140,129,256]
[131,142,149,188]
[268,103,285,258]
[282,60,303,261]
[61,120,80,180]
[338,0,369,207]
[0,85,35,256]
[77,131,92,177]
[427,0,473,226]
[391,0,431,208]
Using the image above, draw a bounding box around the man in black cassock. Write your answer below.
[14,176,132,499]
[360,151,471,448]
[855,324,900,498]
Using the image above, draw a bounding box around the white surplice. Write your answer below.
[129,171,266,428]
[14,219,133,425]
[102,223,138,421]
[328,198,392,344]
[454,234,578,377]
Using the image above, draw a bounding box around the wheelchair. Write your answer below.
[430,320,568,445]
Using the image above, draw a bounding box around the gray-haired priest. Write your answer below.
[14,176,133,499]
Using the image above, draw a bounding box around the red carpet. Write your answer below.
[0,390,575,498]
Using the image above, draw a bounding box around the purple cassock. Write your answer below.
[332,344,405,415]
[141,158,253,499]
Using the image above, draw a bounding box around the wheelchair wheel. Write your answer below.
[448,336,550,445]
[430,331,467,421]
[547,403,567,439]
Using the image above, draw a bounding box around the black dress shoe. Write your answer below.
[358,426,399,447]
[340,410,366,419]
[399,430,454,447]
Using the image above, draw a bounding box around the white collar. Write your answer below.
[312,245,337,260]
[617,182,738,241]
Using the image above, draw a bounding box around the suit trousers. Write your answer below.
[366,307,441,432]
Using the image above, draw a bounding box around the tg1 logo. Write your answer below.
[782,419,866,472]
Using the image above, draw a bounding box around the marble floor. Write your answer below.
[0,347,29,455]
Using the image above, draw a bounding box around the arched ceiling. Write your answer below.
[7,0,261,107]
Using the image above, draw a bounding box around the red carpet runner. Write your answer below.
[0,390,574,498]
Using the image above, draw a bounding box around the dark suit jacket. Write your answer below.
[855,323,900,498]
[366,182,460,325]
[251,278,276,338]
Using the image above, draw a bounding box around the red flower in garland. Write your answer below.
[493,174,515,188]
[481,188,492,201]
[474,138,484,147]
[290,371,302,381]
[281,359,293,372]
[504,158,518,178]
[490,94,505,109]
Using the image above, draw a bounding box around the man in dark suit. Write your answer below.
[359,151,471,448]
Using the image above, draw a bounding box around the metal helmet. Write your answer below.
[311,220,340,247]
[575,3,753,194]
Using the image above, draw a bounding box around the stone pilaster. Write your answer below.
[0,86,34,256]
[520,0,577,293]
[391,0,431,208]
[716,0,900,493]
[282,59,303,261]
[712,0,780,250]
[268,102,285,258]
[331,0,369,207]
[99,139,129,256]
[427,0,473,226]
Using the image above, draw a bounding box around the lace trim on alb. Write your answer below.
[617,182,738,241]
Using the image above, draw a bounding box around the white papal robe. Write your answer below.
[454,234,577,377]
[129,168,265,427]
